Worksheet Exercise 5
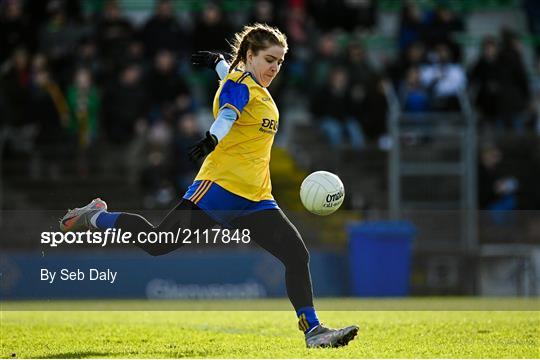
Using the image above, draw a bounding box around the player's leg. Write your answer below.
[114,199,216,256]
[234,209,313,309]
[59,198,215,256]
[232,209,358,347]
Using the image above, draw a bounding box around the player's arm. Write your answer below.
[191,51,230,80]
[188,108,236,161]
[188,80,249,161]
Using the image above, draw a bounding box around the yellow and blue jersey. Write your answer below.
[194,70,279,201]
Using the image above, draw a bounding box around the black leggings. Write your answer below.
[115,199,314,310]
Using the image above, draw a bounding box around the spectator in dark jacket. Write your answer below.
[249,0,280,28]
[495,29,531,133]
[478,143,519,225]
[31,67,69,178]
[102,64,148,144]
[422,4,463,61]
[146,50,192,123]
[96,0,134,74]
[344,41,386,144]
[387,41,426,88]
[311,67,364,148]
[309,32,343,94]
[469,36,501,130]
[172,112,202,194]
[192,2,232,53]
[0,0,31,62]
[363,76,389,143]
[398,1,424,54]
[142,0,189,58]
[38,1,85,88]
[308,0,376,32]
[1,47,32,127]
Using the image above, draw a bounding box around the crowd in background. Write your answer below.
[1,0,539,210]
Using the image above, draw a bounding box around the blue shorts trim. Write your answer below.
[183,180,279,226]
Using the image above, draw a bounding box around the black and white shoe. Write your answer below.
[305,324,359,348]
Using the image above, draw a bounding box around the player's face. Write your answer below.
[246,45,285,87]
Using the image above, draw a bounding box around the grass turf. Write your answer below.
[1,298,539,358]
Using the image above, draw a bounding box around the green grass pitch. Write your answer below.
[1,298,538,358]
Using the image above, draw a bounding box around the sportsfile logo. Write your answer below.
[259,118,278,134]
[40,228,251,247]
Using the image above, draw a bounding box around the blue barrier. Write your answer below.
[0,249,346,299]
[348,221,415,297]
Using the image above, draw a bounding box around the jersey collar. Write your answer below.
[234,68,265,88]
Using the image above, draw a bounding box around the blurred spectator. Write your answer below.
[146,50,192,123]
[344,41,372,104]
[532,58,540,135]
[102,64,147,144]
[422,3,463,61]
[282,5,313,91]
[250,0,279,27]
[523,0,540,59]
[30,67,69,179]
[172,113,202,193]
[24,0,50,37]
[285,3,309,48]
[345,40,387,144]
[400,67,430,113]
[140,121,175,208]
[387,41,426,88]
[478,143,519,225]
[31,52,48,73]
[308,0,376,32]
[419,43,466,111]
[494,29,531,134]
[361,75,389,146]
[469,36,500,130]
[140,150,175,209]
[141,0,188,58]
[307,0,339,32]
[72,37,103,84]
[311,67,364,149]
[0,0,31,63]
[1,47,32,126]
[0,84,7,127]
[38,0,86,87]
[66,67,100,176]
[67,67,99,144]
[96,0,134,74]
[397,1,424,53]
[125,38,146,69]
[347,0,377,32]
[345,41,373,89]
[192,2,233,53]
[309,32,343,93]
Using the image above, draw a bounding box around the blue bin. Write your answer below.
[348,221,415,297]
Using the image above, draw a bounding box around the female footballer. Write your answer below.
[60,23,358,348]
